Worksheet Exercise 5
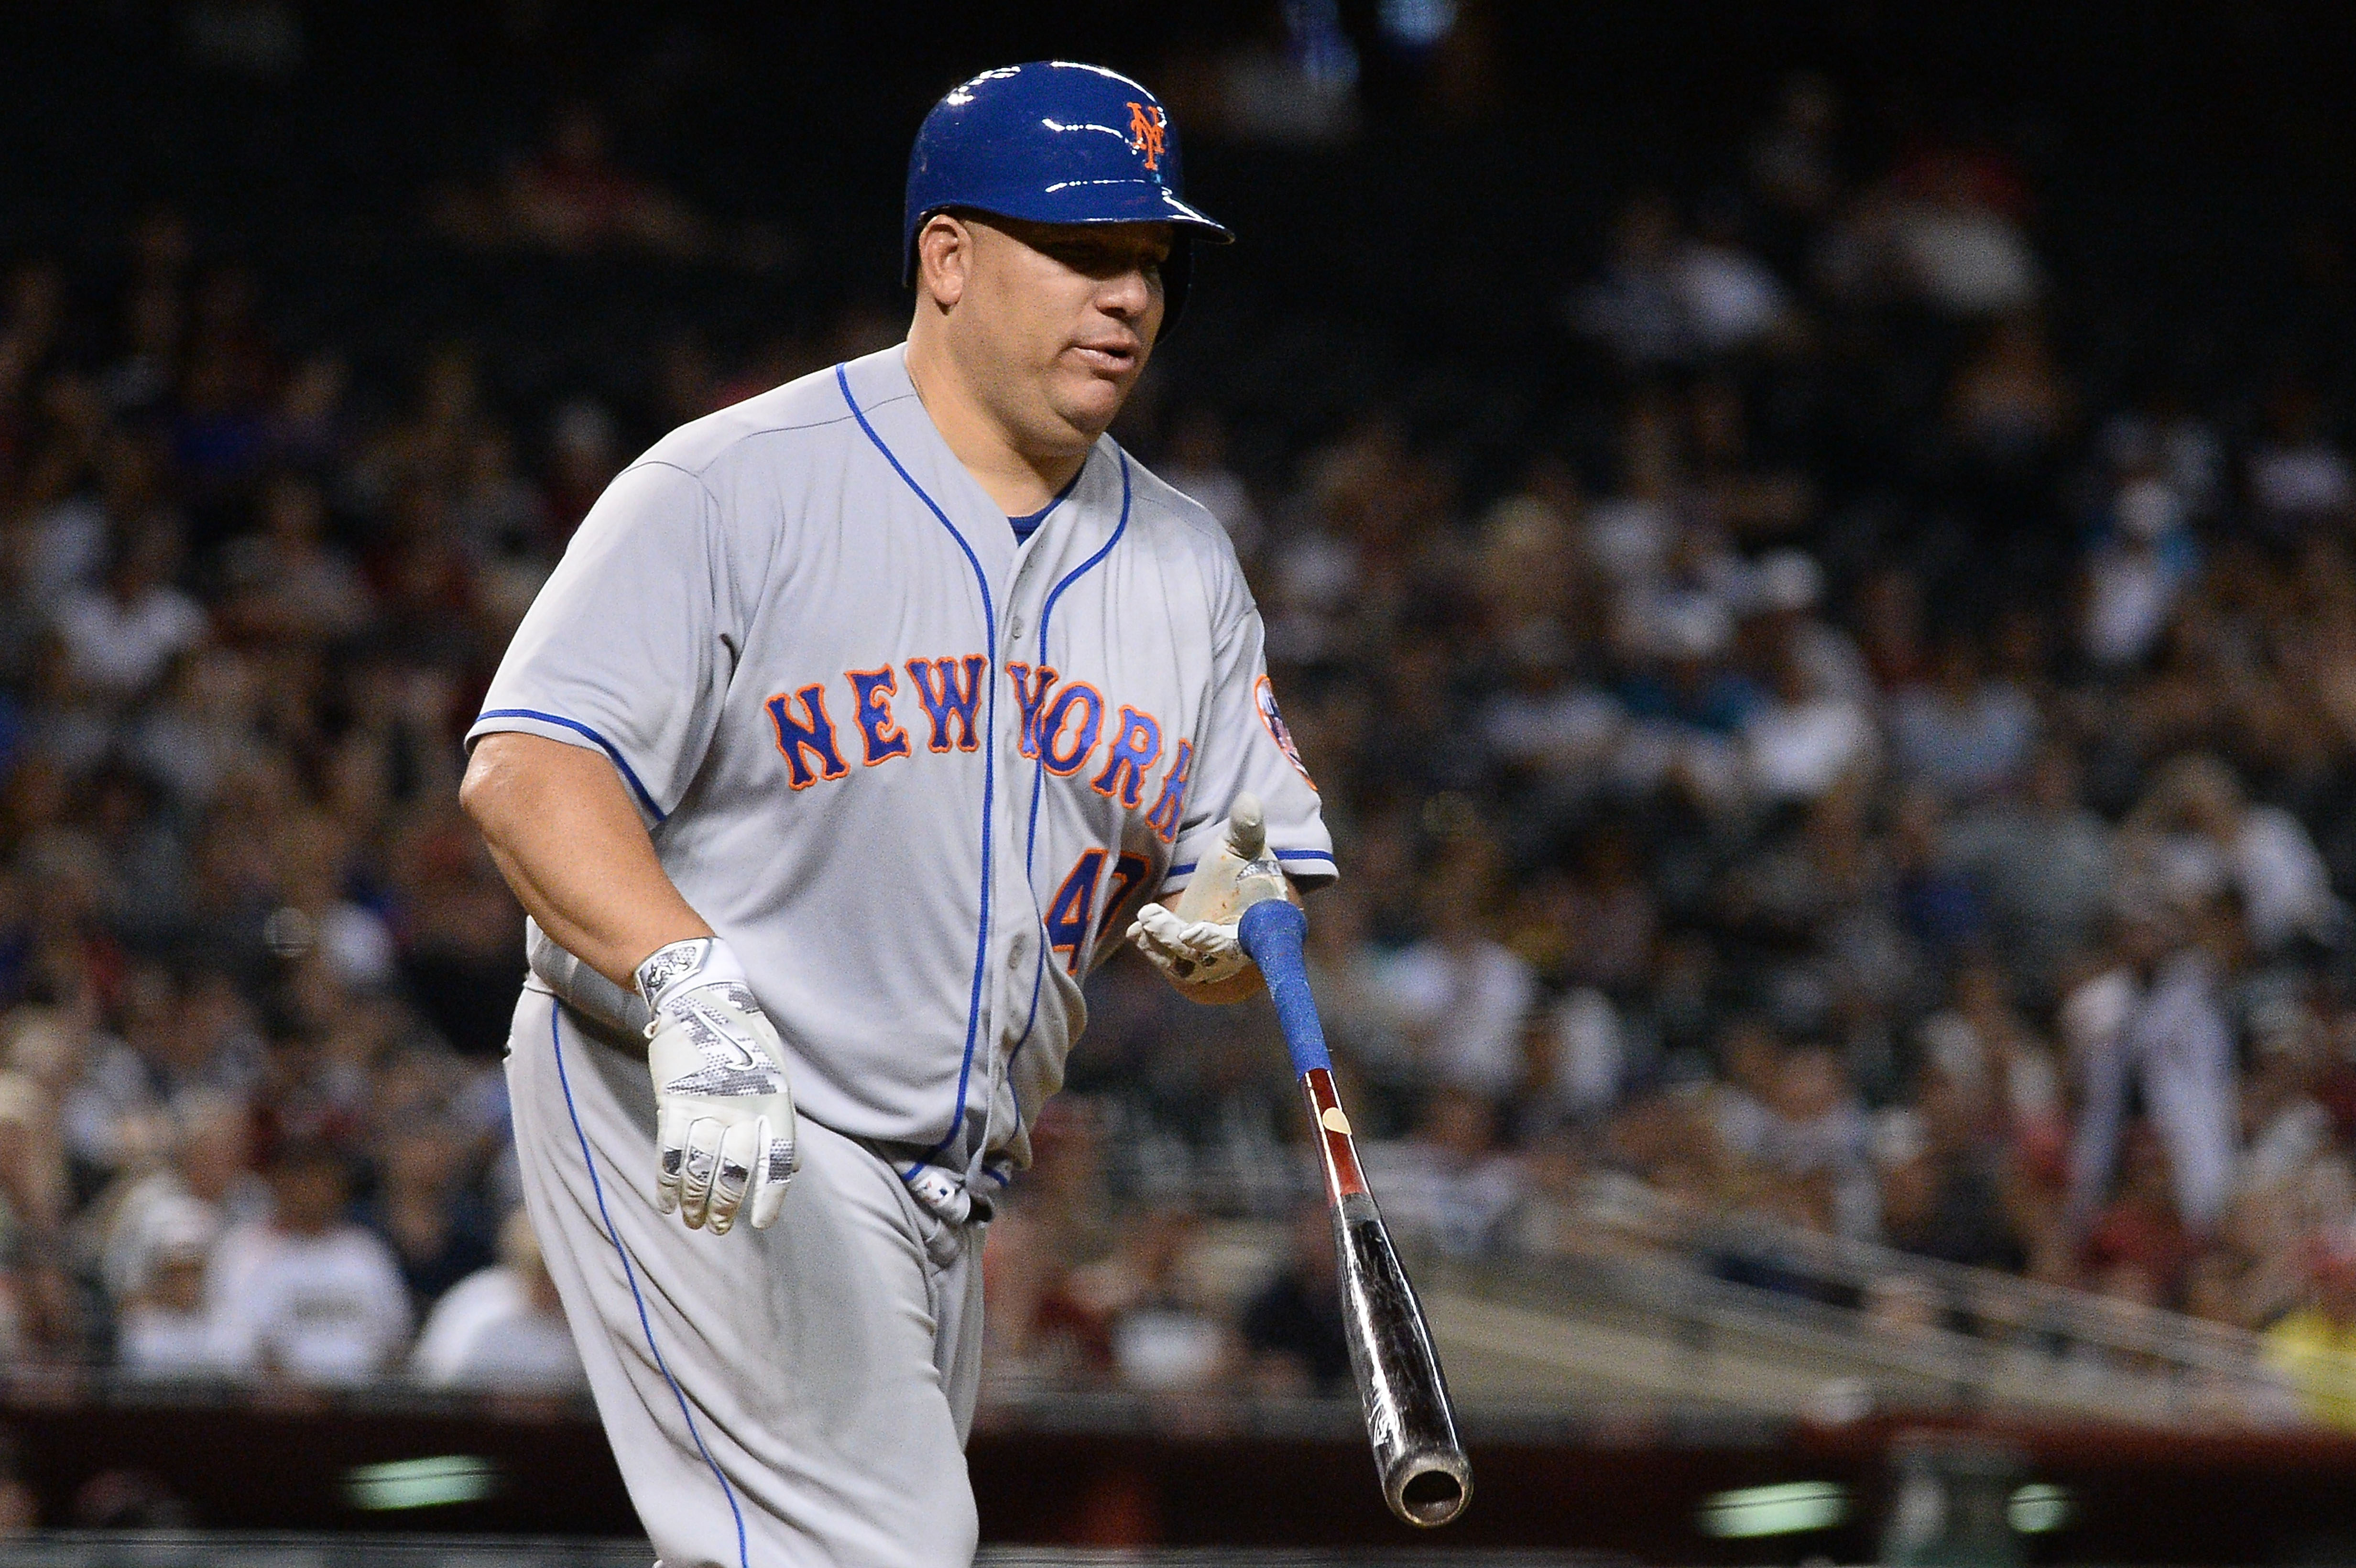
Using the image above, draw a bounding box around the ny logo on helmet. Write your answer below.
[1126,101,1166,171]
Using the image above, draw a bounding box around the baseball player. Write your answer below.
[459,62,1333,1568]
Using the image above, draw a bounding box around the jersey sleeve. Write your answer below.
[468,461,739,825]
[1161,575,1336,894]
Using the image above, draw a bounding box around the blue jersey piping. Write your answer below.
[475,708,668,824]
[1021,451,1133,880]
[1163,847,1337,882]
[548,1007,749,1568]
[1004,449,1134,1137]
[835,364,998,1177]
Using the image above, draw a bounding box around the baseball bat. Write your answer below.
[1236,895,1472,1528]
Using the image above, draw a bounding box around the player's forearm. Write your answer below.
[460,731,712,989]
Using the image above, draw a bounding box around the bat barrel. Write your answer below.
[1335,1192,1472,1527]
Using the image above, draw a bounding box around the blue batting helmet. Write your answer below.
[903,61,1232,335]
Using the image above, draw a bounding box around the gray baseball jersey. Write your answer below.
[471,344,1334,1186]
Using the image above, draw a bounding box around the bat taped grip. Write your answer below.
[1238,899,1330,1077]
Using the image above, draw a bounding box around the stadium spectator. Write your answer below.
[1742,636,1876,805]
[64,966,258,1180]
[2080,1122,2201,1303]
[1548,828,1658,998]
[1156,408,1263,560]
[1576,196,1697,370]
[2246,384,2353,540]
[1537,983,1631,1127]
[1674,198,1799,358]
[1947,315,2073,469]
[1876,1054,2026,1272]
[432,105,712,261]
[2121,754,2339,954]
[1757,1043,1876,1241]
[1748,74,1843,229]
[410,1208,584,1394]
[215,473,373,646]
[1062,1207,1234,1394]
[363,1124,491,1311]
[1884,150,2043,317]
[1240,1204,1352,1395]
[53,520,206,702]
[112,1195,223,1381]
[1887,634,2038,802]
[89,1088,254,1311]
[2068,897,2242,1237]
[207,1141,409,1385]
[1367,1087,1522,1257]
[1370,837,1537,1100]
[1941,746,2114,1001]
[2083,440,2200,670]
[1708,1017,1786,1167]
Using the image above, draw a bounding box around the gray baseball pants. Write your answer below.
[505,986,986,1568]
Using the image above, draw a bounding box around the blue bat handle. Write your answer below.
[1238,899,1331,1077]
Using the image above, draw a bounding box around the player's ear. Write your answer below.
[916,213,972,310]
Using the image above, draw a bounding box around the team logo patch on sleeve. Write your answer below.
[1254,675,1314,788]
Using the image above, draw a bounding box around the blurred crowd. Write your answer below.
[993,76,2356,1423]
[0,207,600,1393]
[9,66,2356,1426]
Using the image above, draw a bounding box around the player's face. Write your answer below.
[961,216,1170,449]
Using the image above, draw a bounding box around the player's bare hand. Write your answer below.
[638,937,799,1235]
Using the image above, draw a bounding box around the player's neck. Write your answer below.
[903,336,1088,516]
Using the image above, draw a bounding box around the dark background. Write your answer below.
[14,0,2356,485]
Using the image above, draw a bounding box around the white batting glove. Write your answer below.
[1127,794,1287,986]
[1129,902,1246,984]
[636,937,798,1235]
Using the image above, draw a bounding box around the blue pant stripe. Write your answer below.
[549,1006,752,1568]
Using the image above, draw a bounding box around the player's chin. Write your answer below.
[1049,366,1137,433]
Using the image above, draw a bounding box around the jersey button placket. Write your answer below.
[986,627,1030,1173]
